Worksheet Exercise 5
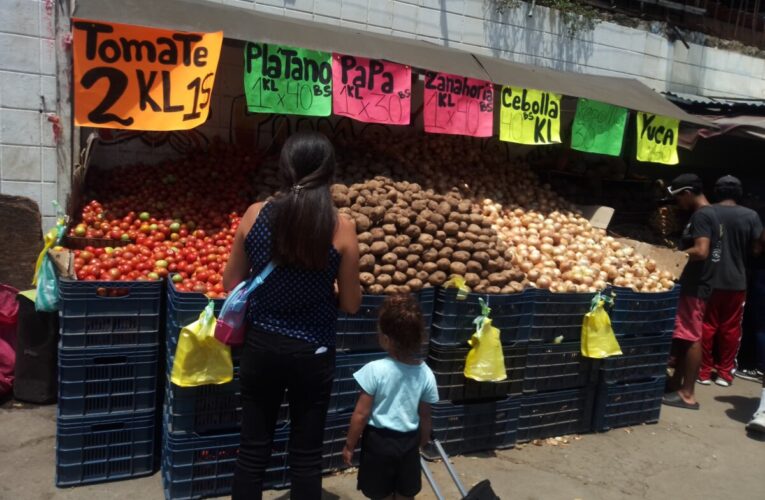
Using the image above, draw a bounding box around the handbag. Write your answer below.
[214,261,276,346]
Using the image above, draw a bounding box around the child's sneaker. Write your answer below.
[746,411,765,433]
[696,378,712,385]
[714,378,731,387]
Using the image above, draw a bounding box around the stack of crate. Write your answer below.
[56,279,162,487]
[518,291,599,443]
[592,287,680,432]
[424,288,531,456]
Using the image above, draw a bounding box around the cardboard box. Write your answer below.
[616,237,688,279]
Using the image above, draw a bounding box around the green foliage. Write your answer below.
[491,0,601,37]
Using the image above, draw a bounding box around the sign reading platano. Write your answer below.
[244,42,332,116]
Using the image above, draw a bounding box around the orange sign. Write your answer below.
[72,19,223,131]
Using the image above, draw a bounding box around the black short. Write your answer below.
[357,426,421,499]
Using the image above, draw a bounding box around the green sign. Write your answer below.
[244,42,332,116]
[571,99,628,156]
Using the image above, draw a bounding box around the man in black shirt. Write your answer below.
[663,174,722,410]
[699,176,763,387]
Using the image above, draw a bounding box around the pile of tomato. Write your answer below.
[68,142,262,299]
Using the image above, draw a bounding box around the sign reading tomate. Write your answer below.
[332,54,411,125]
[72,19,223,130]
[423,72,494,137]
[499,86,561,145]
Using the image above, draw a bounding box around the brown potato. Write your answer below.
[380,264,396,275]
[466,260,483,274]
[358,243,370,256]
[392,271,408,285]
[395,235,412,248]
[418,233,434,247]
[381,252,398,265]
[404,225,421,239]
[438,247,454,259]
[429,213,446,226]
[370,241,389,256]
[424,223,438,235]
[370,228,386,241]
[384,235,397,247]
[417,270,430,281]
[407,279,424,292]
[443,222,459,236]
[377,274,392,287]
[428,271,448,286]
[452,251,471,263]
[406,254,420,267]
[436,258,451,272]
[358,232,374,246]
[422,262,438,274]
[488,273,509,287]
[465,273,481,287]
[396,260,409,273]
[359,254,375,272]
[486,286,502,294]
[450,262,467,275]
[360,273,375,286]
[409,243,425,255]
[405,267,417,279]
[368,284,384,294]
[384,285,400,294]
[472,251,490,266]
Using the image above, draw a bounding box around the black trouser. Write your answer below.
[232,331,335,500]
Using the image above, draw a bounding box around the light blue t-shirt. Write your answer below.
[353,357,439,433]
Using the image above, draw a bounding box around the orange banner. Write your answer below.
[72,19,223,131]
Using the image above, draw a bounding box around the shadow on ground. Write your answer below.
[714,395,758,423]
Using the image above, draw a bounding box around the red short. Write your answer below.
[672,295,707,342]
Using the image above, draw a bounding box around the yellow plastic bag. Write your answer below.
[581,293,622,359]
[171,301,234,387]
[444,274,470,300]
[464,299,507,382]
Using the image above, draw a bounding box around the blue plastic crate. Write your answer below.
[427,340,527,402]
[600,336,672,384]
[166,282,224,340]
[431,288,535,346]
[517,386,595,443]
[422,397,521,459]
[58,347,158,418]
[330,352,387,413]
[335,288,435,352]
[523,342,597,393]
[162,427,289,500]
[593,377,665,432]
[530,291,596,343]
[59,279,162,349]
[610,286,680,338]
[56,412,155,487]
[322,411,358,471]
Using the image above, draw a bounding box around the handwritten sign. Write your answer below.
[571,99,627,156]
[332,53,411,125]
[72,19,222,131]
[244,43,331,116]
[636,113,679,165]
[423,72,494,137]
[499,86,561,145]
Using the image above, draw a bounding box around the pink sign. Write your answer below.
[423,71,494,137]
[332,53,411,125]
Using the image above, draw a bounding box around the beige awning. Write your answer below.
[72,0,711,126]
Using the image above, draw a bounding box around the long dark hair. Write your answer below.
[270,132,337,270]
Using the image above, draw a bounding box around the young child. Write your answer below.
[343,294,439,500]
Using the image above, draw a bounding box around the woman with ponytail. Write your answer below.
[224,132,361,499]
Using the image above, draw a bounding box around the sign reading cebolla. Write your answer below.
[332,53,411,125]
[244,42,332,116]
[423,72,494,137]
[499,86,561,145]
[636,112,679,165]
[72,19,223,130]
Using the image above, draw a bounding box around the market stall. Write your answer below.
[47,4,701,497]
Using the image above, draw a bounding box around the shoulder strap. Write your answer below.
[243,260,277,296]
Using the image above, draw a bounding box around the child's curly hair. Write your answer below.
[378,294,425,355]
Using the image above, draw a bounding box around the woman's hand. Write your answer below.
[342,445,354,466]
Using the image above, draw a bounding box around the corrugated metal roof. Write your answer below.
[666,92,765,114]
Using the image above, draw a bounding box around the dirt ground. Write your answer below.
[1,379,763,500]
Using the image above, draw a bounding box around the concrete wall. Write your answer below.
[0,0,59,230]
[206,0,765,98]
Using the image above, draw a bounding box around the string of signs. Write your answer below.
[71,19,680,165]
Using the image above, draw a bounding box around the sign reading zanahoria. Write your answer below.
[423,71,494,137]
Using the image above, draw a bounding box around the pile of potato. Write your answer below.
[253,134,675,294]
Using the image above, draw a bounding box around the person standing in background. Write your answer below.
[698,176,763,387]
[663,174,722,410]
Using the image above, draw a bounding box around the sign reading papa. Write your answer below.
[244,42,332,116]
[332,53,411,125]
[72,19,222,131]
[499,86,561,145]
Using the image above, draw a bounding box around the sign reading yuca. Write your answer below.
[499,86,561,145]
[636,113,679,165]
[72,19,223,130]
[244,42,332,116]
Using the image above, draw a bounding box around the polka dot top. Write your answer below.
[244,202,342,346]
